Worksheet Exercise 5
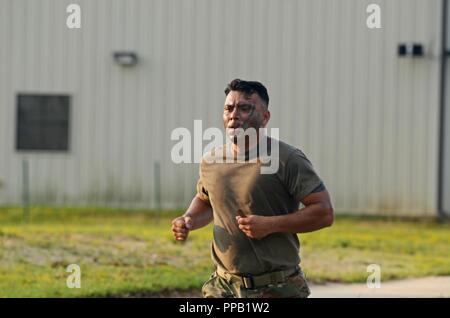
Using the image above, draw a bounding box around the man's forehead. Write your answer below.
[224,91,259,104]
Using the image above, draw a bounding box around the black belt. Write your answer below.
[216,266,299,289]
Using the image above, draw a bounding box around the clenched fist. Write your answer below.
[171,216,193,241]
[236,214,273,240]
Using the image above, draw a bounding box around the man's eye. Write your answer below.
[240,105,252,112]
[224,106,233,112]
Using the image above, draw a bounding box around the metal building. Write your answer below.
[0,0,449,217]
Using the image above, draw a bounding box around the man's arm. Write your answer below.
[271,190,334,233]
[171,194,213,241]
[237,190,334,239]
[183,194,214,230]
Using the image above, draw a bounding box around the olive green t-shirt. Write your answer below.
[196,137,323,275]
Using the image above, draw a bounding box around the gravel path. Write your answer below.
[309,276,450,298]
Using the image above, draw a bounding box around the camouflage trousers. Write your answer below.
[202,267,311,298]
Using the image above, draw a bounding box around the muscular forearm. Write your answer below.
[183,195,214,230]
[270,202,334,234]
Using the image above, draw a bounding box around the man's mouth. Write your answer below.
[226,126,242,139]
[227,122,242,129]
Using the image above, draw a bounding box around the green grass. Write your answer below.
[0,206,449,297]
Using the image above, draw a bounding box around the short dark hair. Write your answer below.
[224,79,269,107]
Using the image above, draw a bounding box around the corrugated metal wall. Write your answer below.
[0,0,443,215]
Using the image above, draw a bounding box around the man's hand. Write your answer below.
[236,215,273,240]
[171,216,193,241]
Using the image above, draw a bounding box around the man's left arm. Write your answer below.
[237,190,334,239]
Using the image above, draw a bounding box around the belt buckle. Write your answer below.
[242,274,255,289]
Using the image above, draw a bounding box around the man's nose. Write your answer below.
[229,106,240,119]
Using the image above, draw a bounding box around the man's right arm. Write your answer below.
[171,194,213,241]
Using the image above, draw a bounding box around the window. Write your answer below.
[16,94,70,151]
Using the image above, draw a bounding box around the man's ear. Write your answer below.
[263,110,271,127]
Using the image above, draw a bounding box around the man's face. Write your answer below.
[223,91,270,141]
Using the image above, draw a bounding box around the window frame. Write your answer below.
[15,93,72,152]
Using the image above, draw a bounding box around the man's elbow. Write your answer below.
[323,204,334,227]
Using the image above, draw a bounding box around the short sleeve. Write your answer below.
[196,178,210,202]
[284,149,324,202]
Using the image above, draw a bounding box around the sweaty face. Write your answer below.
[223,91,268,142]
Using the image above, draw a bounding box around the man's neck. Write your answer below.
[230,134,267,156]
